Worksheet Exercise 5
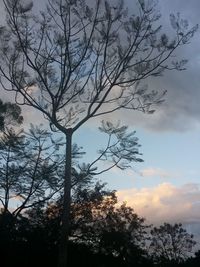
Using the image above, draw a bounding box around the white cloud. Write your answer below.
[140,168,172,179]
[117,183,200,225]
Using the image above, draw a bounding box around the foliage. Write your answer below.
[23,182,151,266]
[0,124,63,217]
[0,181,198,267]
[149,223,196,265]
[184,250,200,267]
[0,98,23,130]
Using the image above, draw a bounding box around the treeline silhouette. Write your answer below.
[0,182,200,267]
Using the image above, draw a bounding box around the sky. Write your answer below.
[78,0,200,242]
[1,0,200,241]
[73,0,200,231]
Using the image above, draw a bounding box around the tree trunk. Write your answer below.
[57,130,72,267]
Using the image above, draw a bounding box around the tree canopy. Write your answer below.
[149,223,196,265]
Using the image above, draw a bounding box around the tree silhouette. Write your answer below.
[0,173,198,267]
[0,124,63,217]
[0,99,23,130]
[0,0,197,265]
[149,223,196,265]
[25,181,151,266]
[184,250,200,267]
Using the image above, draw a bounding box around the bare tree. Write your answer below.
[0,0,197,266]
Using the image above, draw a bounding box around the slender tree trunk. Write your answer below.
[57,130,72,267]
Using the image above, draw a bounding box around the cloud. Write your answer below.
[140,168,173,179]
[109,166,176,181]
[117,182,200,225]
[102,0,200,133]
[1,0,200,133]
[20,105,47,130]
[105,60,200,132]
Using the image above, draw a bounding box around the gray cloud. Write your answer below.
[134,0,200,132]
[106,0,199,132]
[96,0,200,132]
[0,0,200,132]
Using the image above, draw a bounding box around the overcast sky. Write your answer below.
[1,0,200,240]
